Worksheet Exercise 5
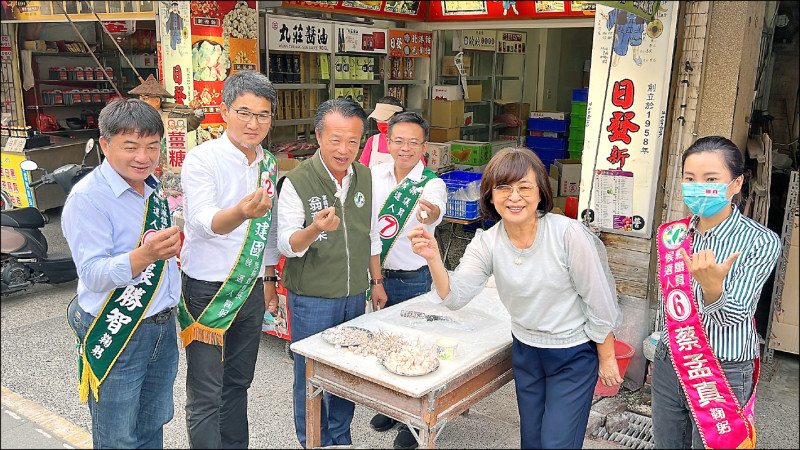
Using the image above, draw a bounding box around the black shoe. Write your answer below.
[370,413,397,432]
[393,424,419,449]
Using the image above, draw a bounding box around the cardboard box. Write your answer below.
[277,157,302,179]
[550,159,582,196]
[769,322,799,355]
[429,127,460,143]
[432,85,463,101]
[449,140,491,166]
[531,111,567,120]
[464,111,474,126]
[465,84,483,102]
[424,142,451,171]
[441,54,470,77]
[24,40,46,51]
[549,177,558,196]
[778,244,799,326]
[427,99,465,128]
[502,102,530,120]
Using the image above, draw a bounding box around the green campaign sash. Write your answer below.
[378,167,437,265]
[177,151,278,348]
[74,186,171,403]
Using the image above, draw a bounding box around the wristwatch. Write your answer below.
[370,278,384,286]
[264,276,280,283]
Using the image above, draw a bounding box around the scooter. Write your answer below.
[1,139,96,295]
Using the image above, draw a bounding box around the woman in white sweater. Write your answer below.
[409,147,623,449]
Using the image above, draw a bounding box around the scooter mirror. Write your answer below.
[20,160,39,171]
[81,138,94,166]
[84,138,94,155]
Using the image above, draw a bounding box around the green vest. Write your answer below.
[283,152,372,298]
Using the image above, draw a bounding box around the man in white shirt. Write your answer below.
[178,70,280,449]
[277,98,386,448]
[367,112,447,449]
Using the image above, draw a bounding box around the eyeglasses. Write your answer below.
[493,183,538,198]
[231,107,273,124]
[389,138,425,150]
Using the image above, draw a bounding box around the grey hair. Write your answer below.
[387,111,429,142]
[221,70,278,114]
[314,98,368,136]
[98,98,164,141]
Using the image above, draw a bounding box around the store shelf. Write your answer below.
[27,104,104,109]
[274,83,328,90]
[333,79,381,85]
[495,75,520,81]
[40,128,99,135]
[274,118,315,126]
[439,75,492,81]
[465,100,490,106]
[387,79,426,85]
[31,51,114,57]
[35,79,114,85]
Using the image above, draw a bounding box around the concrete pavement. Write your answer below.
[1,209,798,448]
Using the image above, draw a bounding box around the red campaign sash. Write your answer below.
[657,217,758,449]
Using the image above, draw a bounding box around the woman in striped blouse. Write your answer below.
[652,136,782,449]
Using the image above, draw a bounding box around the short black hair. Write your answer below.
[314,98,368,136]
[387,112,428,142]
[221,70,278,115]
[99,98,164,141]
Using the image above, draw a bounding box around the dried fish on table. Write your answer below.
[382,344,439,376]
[400,309,454,322]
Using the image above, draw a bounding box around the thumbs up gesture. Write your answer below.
[680,248,741,304]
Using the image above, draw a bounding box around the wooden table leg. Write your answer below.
[305,359,322,449]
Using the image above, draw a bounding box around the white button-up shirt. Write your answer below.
[277,157,381,258]
[180,132,280,282]
[371,160,447,270]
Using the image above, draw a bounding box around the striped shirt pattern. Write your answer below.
[660,206,782,362]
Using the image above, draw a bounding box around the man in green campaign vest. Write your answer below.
[63,98,182,448]
[178,71,279,449]
[277,98,387,448]
[367,112,447,449]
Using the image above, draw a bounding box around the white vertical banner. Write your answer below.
[578,2,679,238]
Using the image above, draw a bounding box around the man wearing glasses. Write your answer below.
[179,70,280,448]
[366,112,446,449]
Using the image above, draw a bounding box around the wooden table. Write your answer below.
[291,286,512,449]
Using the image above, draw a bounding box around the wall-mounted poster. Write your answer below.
[267,15,333,53]
[535,1,566,13]
[336,25,388,54]
[577,2,678,238]
[389,29,432,58]
[384,1,421,15]
[497,31,526,54]
[442,1,487,16]
[341,0,382,11]
[571,1,596,13]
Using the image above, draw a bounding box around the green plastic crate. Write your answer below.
[571,101,587,114]
[569,150,582,160]
[568,140,584,152]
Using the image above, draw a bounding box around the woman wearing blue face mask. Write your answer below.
[651,136,782,449]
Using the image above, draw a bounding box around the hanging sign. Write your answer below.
[159,1,193,106]
[164,118,189,174]
[428,1,594,20]
[103,21,136,35]
[454,30,496,52]
[388,30,432,58]
[578,2,678,238]
[1,0,156,22]
[336,25,388,54]
[267,15,333,53]
[497,31,527,54]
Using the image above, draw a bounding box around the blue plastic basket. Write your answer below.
[439,171,482,220]
[573,88,588,102]
[528,117,570,133]
[527,135,567,150]
[529,147,566,165]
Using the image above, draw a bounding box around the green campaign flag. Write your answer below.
[595,1,662,21]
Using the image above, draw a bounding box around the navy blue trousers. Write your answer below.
[512,335,598,449]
